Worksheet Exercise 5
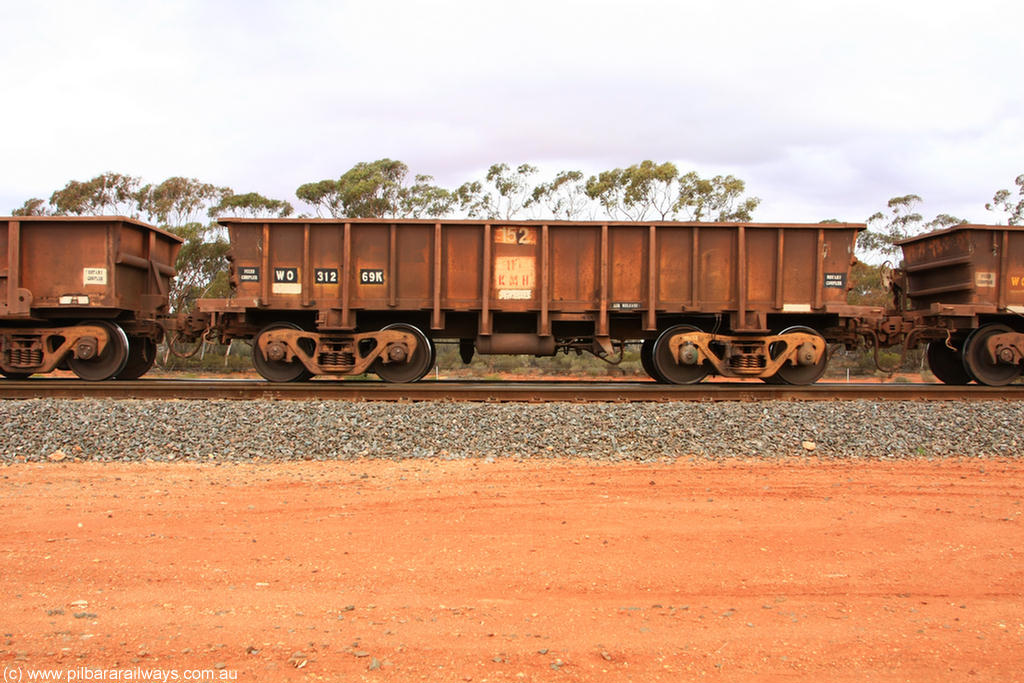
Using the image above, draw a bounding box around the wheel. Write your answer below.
[770,325,829,385]
[372,323,435,383]
[252,322,314,382]
[926,340,972,385]
[116,336,158,380]
[68,321,130,381]
[962,324,1022,386]
[639,339,665,382]
[651,324,708,384]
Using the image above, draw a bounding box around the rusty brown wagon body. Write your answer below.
[200,218,879,384]
[895,224,1024,386]
[0,216,181,380]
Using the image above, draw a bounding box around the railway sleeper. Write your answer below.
[667,330,827,380]
[255,328,420,377]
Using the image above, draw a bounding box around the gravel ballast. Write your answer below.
[1,399,1021,462]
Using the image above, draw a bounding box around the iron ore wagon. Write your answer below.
[895,224,1024,386]
[199,219,877,384]
[0,216,182,380]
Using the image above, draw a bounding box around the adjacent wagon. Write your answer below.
[895,224,1024,385]
[0,216,181,380]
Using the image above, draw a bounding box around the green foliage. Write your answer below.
[676,172,760,222]
[530,170,588,219]
[11,198,50,216]
[296,159,454,219]
[452,180,490,218]
[335,158,409,217]
[489,162,539,219]
[434,343,645,378]
[585,163,760,222]
[49,172,143,216]
[295,179,345,217]
[847,261,891,307]
[401,174,456,218]
[454,163,539,219]
[209,191,293,219]
[139,177,229,226]
[167,222,231,313]
[451,163,540,219]
[584,161,682,220]
[584,168,628,219]
[622,160,680,220]
[986,173,1024,225]
[157,340,253,374]
[295,159,760,223]
[858,194,965,260]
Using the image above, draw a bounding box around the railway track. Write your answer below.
[1,378,1022,402]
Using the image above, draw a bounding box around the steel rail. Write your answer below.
[1,379,1023,402]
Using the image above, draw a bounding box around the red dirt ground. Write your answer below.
[2,458,1023,682]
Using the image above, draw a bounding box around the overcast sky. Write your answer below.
[2,0,1022,224]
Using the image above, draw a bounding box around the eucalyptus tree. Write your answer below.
[586,162,759,222]
[530,170,590,220]
[209,191,293,219]
[138,177,229,227]
[49,172,144,216]
[454,163,539,219]
[986,174,1024,225]
[675,172,760,222]
[11,198,50,216]
[297,159,454,218]
[859,194,965,260]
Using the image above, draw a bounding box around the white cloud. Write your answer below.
[2,0,1022,225]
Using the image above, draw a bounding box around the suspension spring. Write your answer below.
[318,352,355,371]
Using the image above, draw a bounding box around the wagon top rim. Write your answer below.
[214,217,869,230]
[1,215,184,243]
[896,222,1024,245]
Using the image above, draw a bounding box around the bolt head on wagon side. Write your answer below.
[199,218,881,384]
[0,216,182,380]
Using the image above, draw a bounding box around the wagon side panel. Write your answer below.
[17,219,117,314]
[548,225,598,311]
[607,225,649,311]
[443,224,483,311]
